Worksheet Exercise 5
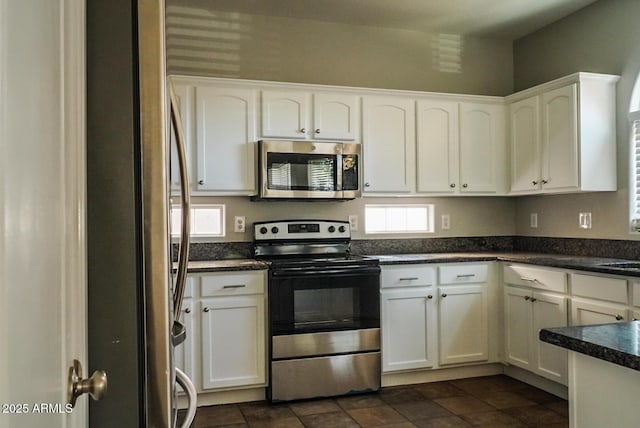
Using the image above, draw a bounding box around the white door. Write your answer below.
[0,1,87,427]
[503,286,533,369]
[261,90,309,139]
[509,96,541,193]
[312,93,359,140]
[532,292,568,384]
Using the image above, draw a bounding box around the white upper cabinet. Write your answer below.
[459,102,507,194]
[362,96,416,193]
[261,90,309,139]
[195,86,257,194]
[261,90,358,141]
[507,72,619,194]
[416,100,459,194]
[169,83,194,193]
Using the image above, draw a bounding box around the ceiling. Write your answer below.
[170,0,600,39]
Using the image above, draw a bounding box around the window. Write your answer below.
[365,204,434,234]
[630,112,640,232]
[171,204,225,237]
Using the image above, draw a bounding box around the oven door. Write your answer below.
[269,265,380,336]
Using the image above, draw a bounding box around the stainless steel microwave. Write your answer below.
[257,140,361,200]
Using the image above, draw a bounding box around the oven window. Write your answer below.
[294,287,359,330]
[267,152,336,191]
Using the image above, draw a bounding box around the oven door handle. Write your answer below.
[270,266,381,277]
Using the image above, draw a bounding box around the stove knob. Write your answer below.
[259,227,268,235]
[339,226,346,233]
[328,226,336,233]
[271,226,279,234]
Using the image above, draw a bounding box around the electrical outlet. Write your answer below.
[441,214,450,230]
[530,213,538,228]
[579,212,592,229]
[234,216,246,233]
[348,215,358,232]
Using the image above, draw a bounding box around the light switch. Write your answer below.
[579,212,592,229]
[348,215,358,232]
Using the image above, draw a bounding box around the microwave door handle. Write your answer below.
[336,153,343,192]
[169,83,191,322]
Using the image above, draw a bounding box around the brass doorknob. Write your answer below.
[68,359,108,407]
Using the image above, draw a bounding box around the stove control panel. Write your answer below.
[254,220,350,241]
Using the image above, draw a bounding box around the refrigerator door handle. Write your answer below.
[169,82,191,322]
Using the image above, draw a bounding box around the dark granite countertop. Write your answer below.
[540,322,640,371]
[178,251,640,276]
[372,252,640,277]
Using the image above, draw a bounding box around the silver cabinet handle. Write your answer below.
[524,295,530,301]
[462,183,468,188]
[456,274,475,278]
[450,183,456,188]
[184,308,191,314]
[427,295,433,299]
[365,182,371,187]
[198,180,204,185]
[520,277,540,283]
[616,314,624,321]
[441,293,448,298]
[315,129,320,134]
[530,297,537,302]
[223,284,246,289]
[203,307,210,312]
[532,180,538,185]
[541,179,548,184]
[300,128,306,134]
[399,277,419,281]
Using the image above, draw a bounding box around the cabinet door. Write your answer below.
[504,286,533,370]
[313,93,358,140]
[381,288,436,372]
[195,86,257,193]
[459,103,505,193]
[571,298,627,325]
[174,300,195,386]
[170,84,194,193]
[362,96,415,193]
[532,292,568,385]
[416,100,458,193]
[509,96,541,193]
[541,84,579,191]
[200,295,266,390]
[438,285,488,365]
[261,90,309,139]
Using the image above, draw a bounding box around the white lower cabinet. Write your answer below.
[503,264,568,385]
[571,298,627,325]
[504,285,568,385]
[381,263,491,373]
[438,284,488,365]
[179,270,267,394]
[200,294,265,389]
[381,287,437,372]
[570,273,629,325]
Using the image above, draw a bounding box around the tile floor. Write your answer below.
[179,375,568,427]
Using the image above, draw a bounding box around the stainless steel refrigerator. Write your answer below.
[86,0,193,426]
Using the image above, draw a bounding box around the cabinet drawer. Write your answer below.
[439,264,488,284]
[570,273,627,304]
[381,265,435,288]
[200,271,265,296]
[503,264,566,293]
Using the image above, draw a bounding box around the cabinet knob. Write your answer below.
[450,183,456,188]
[462,183,468,188]
[530,297,537,302]
[427,295,433,300]
[524,295,530,301]
[315,129,320,134]
[616,314,623,321]
[299,128,306,134]
[365,182,371,187]
[203,307,210,313]
[198,180,204,185]
[541,179,548,184]
[441,293,447,298]
[532,180,538,186]
[184,308,191,314]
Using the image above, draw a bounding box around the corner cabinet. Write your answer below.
[503,264,568,385]
[508,72,619,194]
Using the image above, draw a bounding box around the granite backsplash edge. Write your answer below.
[173,236,640,261]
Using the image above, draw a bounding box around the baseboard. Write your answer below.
[382,363,504,387]
[503,365,568,400]
[176,387,266,408]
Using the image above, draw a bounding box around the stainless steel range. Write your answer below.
[254,220,381,402]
